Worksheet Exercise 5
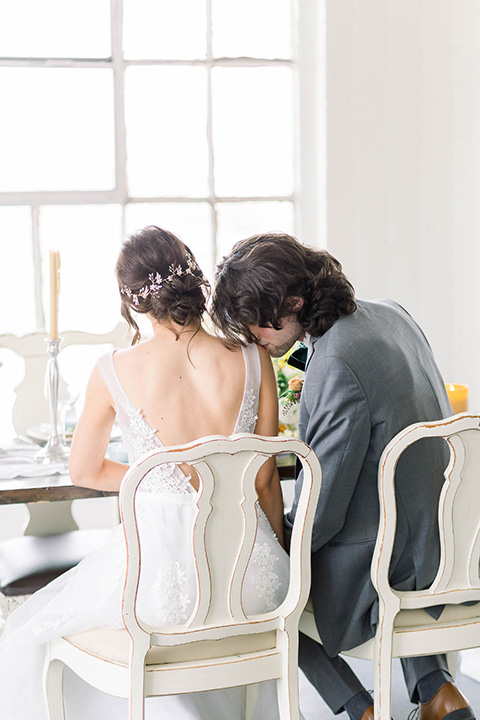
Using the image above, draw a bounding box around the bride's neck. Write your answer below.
[149,317,204,344]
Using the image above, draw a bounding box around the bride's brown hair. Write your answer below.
[116,226,210,345]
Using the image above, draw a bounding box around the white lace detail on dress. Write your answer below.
[152,562,191,625]
[122,401,158,457]
[140,464,192,494]
[251,542,281,612]
[235,388,258,433]
[33,612,76,638]
[122,400,192,494]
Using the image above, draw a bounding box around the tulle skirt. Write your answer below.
[0,491,290,720]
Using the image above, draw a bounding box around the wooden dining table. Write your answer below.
[0,464,296,506]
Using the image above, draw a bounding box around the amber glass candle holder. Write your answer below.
[445,383,469,415]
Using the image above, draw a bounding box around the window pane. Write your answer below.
[212,67,294,197]
[212,0,292,59]
[0,207,35,333]
[0,68,115,192]
[123,0,206,60]
[0,348,23,441]
[125,67,209,198]
[125,203,213,278]
[39,205,122,334]
[216,201,294,261]
[0,0,110,58]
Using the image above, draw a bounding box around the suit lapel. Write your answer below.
[304,335,318,372]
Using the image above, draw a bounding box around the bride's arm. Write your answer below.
[254,346,285,548]
[69,365,129,491]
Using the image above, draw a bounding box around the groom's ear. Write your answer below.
[286,295,304,312]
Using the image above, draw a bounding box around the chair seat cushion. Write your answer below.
[0,528,112,596]
[63,627,277,667]
[300,599,480,657]
[394,602,480,628]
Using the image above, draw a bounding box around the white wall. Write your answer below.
[324,0,480,409]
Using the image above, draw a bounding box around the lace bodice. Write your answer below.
[97,344,261,494]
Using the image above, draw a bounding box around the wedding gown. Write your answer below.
[0,343,290,720]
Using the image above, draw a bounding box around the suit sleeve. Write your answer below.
[284,354,371,553]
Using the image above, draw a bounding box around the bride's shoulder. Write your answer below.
[202,333,243,362]
[106,341,150,372]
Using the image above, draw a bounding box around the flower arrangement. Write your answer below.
[272,344,305,438]
[280,376,304,413]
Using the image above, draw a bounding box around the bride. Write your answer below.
[0,226,290,720]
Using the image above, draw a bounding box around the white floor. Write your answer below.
[2,503,480,719]
[299,655,480,720]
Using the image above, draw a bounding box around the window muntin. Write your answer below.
[0,0,299,335]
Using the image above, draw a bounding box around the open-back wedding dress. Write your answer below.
[0,343,290,720]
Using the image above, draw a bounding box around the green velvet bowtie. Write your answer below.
[286,344,308,372]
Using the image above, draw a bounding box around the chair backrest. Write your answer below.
[0,323,131,435]
[119,434,321,647]
[0,323,131,537]
[372,413,480,610]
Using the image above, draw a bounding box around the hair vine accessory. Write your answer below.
[120,252,198,306]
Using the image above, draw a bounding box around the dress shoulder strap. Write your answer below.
[242,343,261,398]
[96,350,120,412]
[234,344,262,434]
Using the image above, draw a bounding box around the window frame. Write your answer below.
[0,0,325,330]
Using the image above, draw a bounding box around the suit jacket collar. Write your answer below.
[305,333,320,372]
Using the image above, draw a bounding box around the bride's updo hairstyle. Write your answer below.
[116,225,210,344]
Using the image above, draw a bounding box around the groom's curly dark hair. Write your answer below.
[211,233,357,345]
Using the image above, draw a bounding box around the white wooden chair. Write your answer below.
[0,323,131,441]
[299,413,480,720]
[0,323,130,608]
[44,434,322,720]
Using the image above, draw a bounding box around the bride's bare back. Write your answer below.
[112,324,247,447]
[69,226,283,543]
[70,319,278,492]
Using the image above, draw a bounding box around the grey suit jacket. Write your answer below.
[284,299,452,656]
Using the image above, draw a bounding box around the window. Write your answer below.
[0,0,322,336]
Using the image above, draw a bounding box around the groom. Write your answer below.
[212,233,475,720]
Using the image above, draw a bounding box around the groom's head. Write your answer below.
[211,233,357,355]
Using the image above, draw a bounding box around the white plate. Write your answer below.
[27,423,64,445]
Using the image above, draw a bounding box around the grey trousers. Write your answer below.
[299,632,450,715]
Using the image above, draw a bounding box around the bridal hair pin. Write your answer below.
[121,252,198,306]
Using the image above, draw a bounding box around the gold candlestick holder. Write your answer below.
[35,338,69,471]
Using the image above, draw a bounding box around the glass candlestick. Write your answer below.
[35,338,70,470]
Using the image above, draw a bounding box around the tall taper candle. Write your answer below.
[49,250,60,340]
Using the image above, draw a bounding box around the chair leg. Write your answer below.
[129,688,145,720]
[43,655,66,720]
[129,648,147,720]
[276,630,301,720]
[246,684,260,720]
[447,651,459,679]
[373,613,395,720]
